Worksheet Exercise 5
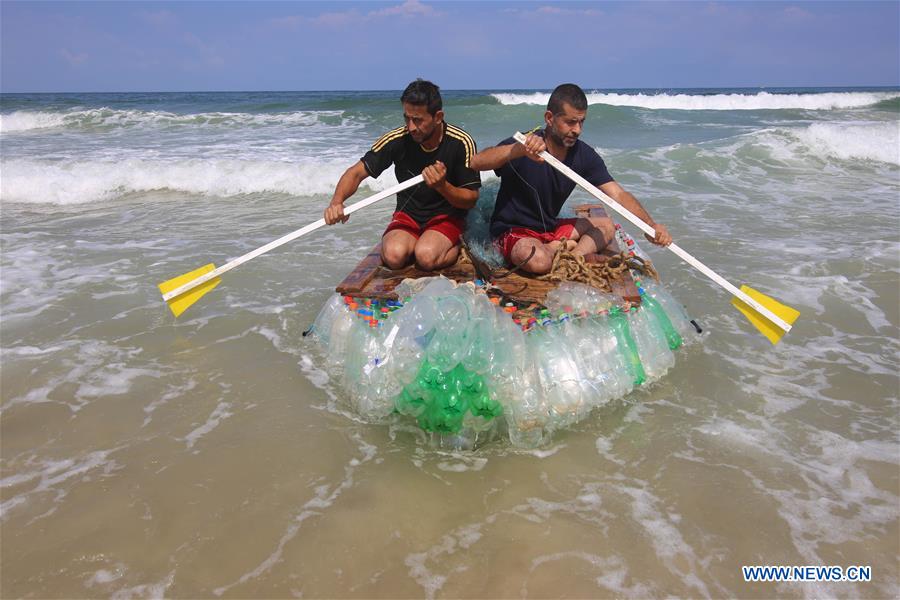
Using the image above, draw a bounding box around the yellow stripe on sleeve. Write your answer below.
[445,127,476,167]
[371,126,407,152]
[446,124,476,166]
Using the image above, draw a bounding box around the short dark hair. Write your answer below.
[547,83,588,115]
[401,79,442,115]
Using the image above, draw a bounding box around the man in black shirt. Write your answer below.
[470,83,671,275]
[324,80,481,271]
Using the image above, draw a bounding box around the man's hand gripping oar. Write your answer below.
[512,131,799,344]
[158,175,424,317]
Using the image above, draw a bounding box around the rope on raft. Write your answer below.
[537,239,659,293]
[459,238,659,294]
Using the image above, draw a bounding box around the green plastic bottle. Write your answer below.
[642,294,683,350]
[608,307,646,386]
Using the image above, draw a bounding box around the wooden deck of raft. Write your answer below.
[336,204,641,307]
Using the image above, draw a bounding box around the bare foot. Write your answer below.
[547,239,577,253]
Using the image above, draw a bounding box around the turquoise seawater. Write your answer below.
[1,88,899,598]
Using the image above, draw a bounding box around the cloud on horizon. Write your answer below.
[270,0,443,30]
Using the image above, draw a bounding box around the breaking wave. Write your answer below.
[746,121,900,166]
[491,91,900,111]
[0,157,399,205]
[0,108,352,132]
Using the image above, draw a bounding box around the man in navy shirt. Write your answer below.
[324,79,481,271]
[470,83,671,274]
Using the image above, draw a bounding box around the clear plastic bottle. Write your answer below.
[529,326,584,430]
[628,306,675,382]
[461,301,495,374]
[640,279,695,341]
[309,293,342,346]
[590,313,634,400]
[425,293,472,372]
[573,316,622,407]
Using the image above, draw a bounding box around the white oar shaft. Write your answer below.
[512,132,791,333]
[162,175,424,301]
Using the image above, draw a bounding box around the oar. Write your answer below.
[512,132,799,344]
[158,175,425,317]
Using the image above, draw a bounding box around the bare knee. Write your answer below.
[525,252,554,274]
[414,244,456,271]
[381,244,411,270]
[512,244,554,274]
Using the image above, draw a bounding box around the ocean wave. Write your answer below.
[792,121,900,165]
[0,107,351,132]
[491,91,900,111]
[734,121,900,166]
[0,157,399,205]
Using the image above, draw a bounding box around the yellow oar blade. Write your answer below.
[158,264,221,318]
[731,284,800,345]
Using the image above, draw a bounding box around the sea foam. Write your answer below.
[793,121,900,165]
[0,157,399,204]
[0,107,350,132]
[492,91,900,111]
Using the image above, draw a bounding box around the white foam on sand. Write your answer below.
[211,432,377,596]
[400,480,689,598]
[527,551,654,597]
[436,456,488,472]
[143,379,198,428]
[620,484,712,596]
[404,521,488,600]
[109,570,176,600]
[0,448,121,523]
[2,340,162,414]
[183,402,234,450]
[686,392,899,599]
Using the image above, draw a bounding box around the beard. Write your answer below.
[547,124,578,147]
[410,124,434,144]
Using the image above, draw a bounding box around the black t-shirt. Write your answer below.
[361,122,481,226]
[489,130,614,238]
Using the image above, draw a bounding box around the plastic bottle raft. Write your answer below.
[308,267,696,449]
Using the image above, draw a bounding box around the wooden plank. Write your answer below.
[336,205,644,305]
[361,263,475,299]
[338,252,640,304]
[335,244,383,295]
[574,203,609,219]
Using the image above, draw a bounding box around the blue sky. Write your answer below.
[2,1,898,92]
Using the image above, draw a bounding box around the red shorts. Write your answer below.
[383,211,465,245]
[496,219,579,262]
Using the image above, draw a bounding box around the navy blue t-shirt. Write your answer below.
[489,131,614,238]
